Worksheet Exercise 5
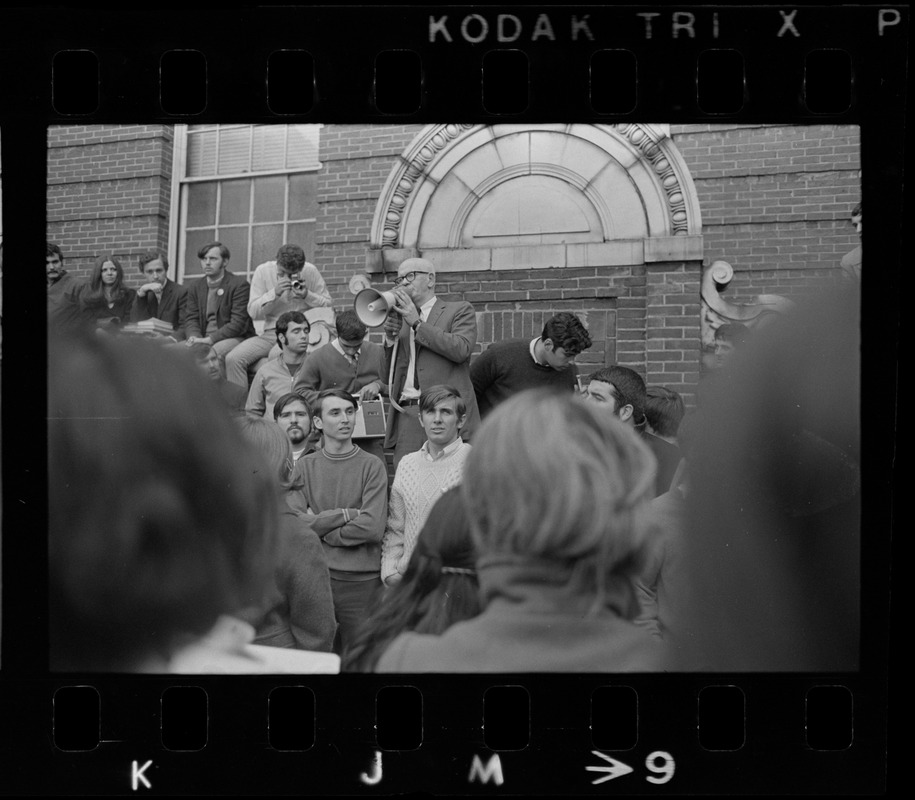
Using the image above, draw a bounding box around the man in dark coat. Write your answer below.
[130,249,188,340]
[184,241,255,362]
[584,365,682,498]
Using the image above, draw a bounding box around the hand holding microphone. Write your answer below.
[391,288,420,327]
[383,310,402,339]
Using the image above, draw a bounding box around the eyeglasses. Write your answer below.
[393,270,431,287]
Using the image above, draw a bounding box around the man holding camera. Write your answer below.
[225,243,333,387]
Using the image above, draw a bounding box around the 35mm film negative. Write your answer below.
[0,3,903,795]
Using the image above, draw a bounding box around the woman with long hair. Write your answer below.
[343,485,480,672]
[77,254,136,329]
[236,415,337,652]
[373,388,663,672]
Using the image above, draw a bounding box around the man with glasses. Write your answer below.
[293,309,388,463]
[584,365,682,498]
[246,310,312,419]
[382,257,480,467]
[226,243,333,387]
[471,311,593,419]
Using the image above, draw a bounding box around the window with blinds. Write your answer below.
[174,124,321,283]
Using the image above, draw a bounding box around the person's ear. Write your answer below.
[542,338,555,353]
[313,414,323,431]
[619,404,634,423]
[456,414,467,431]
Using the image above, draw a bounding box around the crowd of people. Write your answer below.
[47,224,863,673]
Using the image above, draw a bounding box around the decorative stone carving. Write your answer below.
[376,123,475,250]
[700,260,794,349]
[304,307,336,352]
[369,124,703,264]
[611,124,691,234]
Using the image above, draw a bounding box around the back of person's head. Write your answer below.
[419,384,466,417]
[342,486,480,672]
[645,386,685,438]
[680,285,862,671]
[275,243,306,272]
[588,365,648,427]
[335,309,367,342]
[541,312,592,355]
[48,332,281,671]
[462,389,657,604]
[189,341,215,362]
[236,415,303,492]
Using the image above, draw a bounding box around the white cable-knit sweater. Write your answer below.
[380,440,471,584]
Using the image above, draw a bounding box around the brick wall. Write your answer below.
[46,125,173,284]
[316,125,423,299]
[670,122,861,305]
[44,122,859,403]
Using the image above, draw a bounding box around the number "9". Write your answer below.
[645,751,675,785]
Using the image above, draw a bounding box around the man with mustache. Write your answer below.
[273,393,316,463]
[291,389,388,654]
[46,242,85,331]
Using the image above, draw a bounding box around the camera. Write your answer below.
[291,280,304,292]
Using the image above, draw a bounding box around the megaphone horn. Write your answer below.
[354,287,398,327]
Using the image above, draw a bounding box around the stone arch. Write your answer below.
[369,123,703,270]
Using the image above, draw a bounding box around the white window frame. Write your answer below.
[168,124,322,284]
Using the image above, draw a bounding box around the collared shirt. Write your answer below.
[401,296,438,401]
[419,435,465,463]
[529,337,548,366]
[332,337,360,366]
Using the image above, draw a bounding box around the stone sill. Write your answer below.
[366,236,704,274]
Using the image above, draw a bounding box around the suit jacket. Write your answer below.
[129,279,189,340]
[185,270,255,344]
[383,297,480,448]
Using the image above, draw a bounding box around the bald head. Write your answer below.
[395,257,436,304]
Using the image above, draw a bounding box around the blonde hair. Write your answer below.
[461,389,658,610]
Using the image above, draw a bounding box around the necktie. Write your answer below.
[149,291,159,318]
[410,326,420,389]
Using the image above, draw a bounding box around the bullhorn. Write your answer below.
[354,287,398,327]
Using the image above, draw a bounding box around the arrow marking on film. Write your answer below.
[585,751,634,785]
